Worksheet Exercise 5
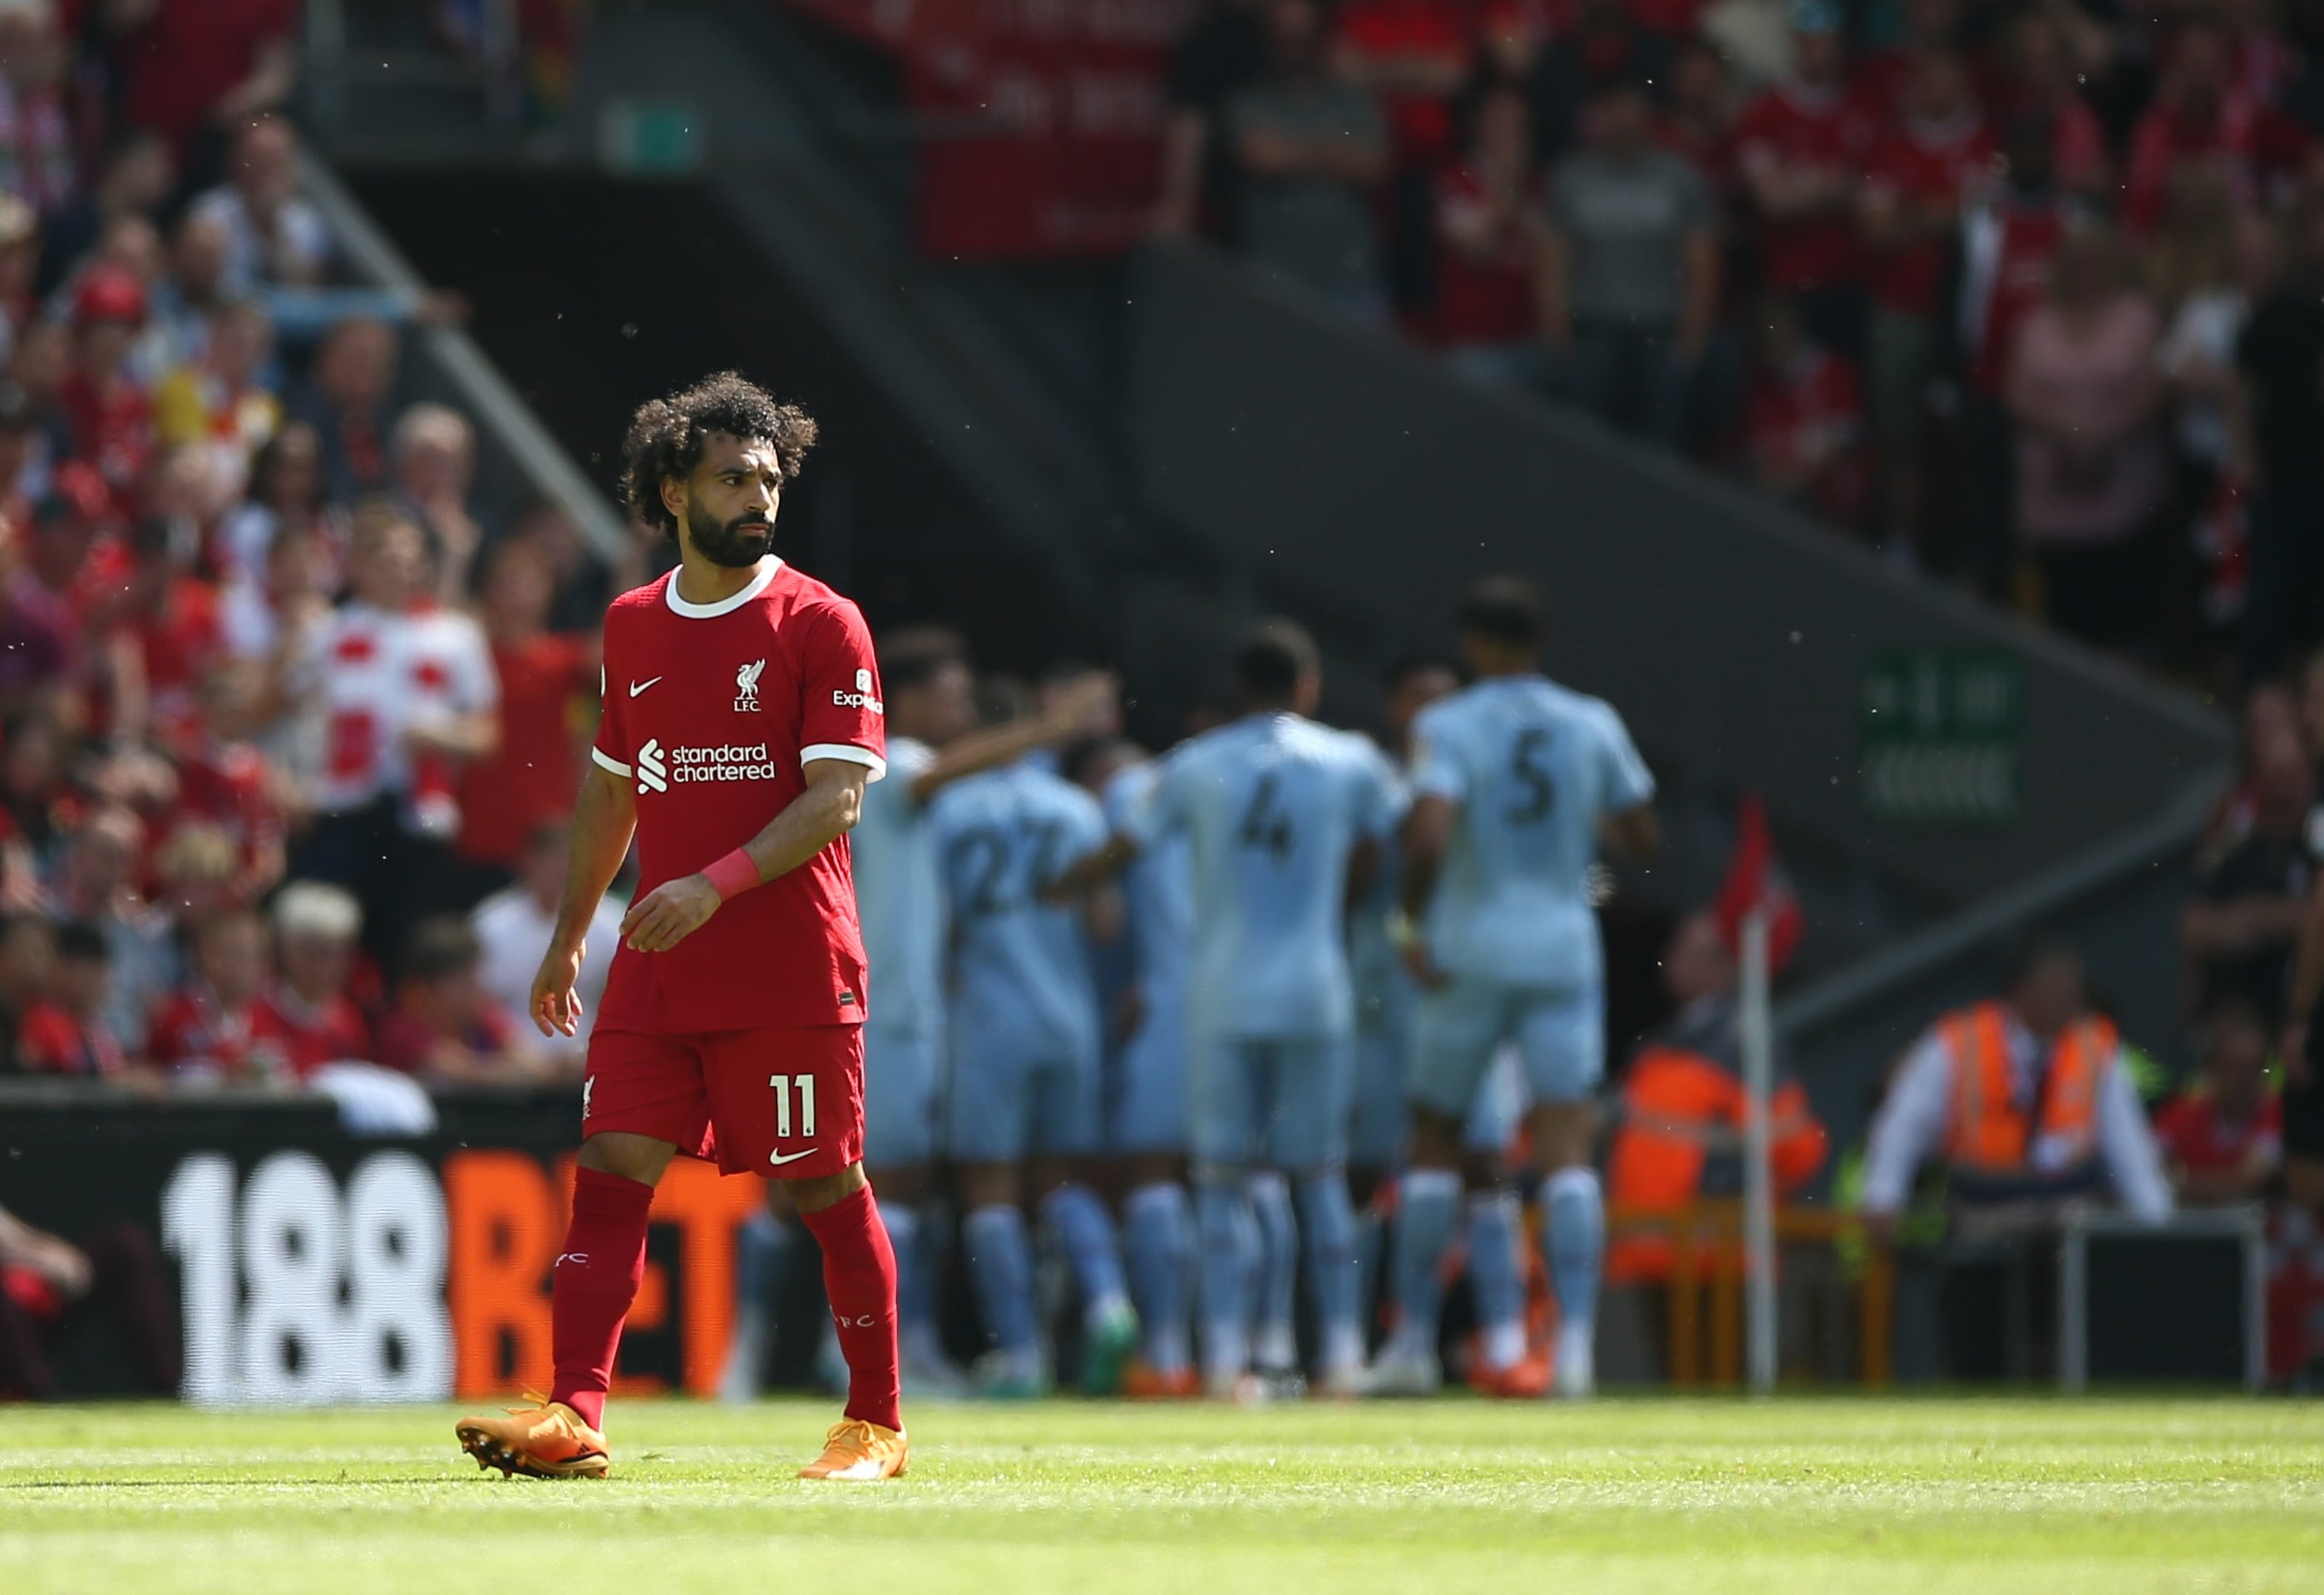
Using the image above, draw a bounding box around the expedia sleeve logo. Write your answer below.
[832,667,884,714]
[635,738,778,793]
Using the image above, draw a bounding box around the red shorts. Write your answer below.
[581,1024,865,1179]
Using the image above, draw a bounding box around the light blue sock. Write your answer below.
[735,1207,789,1310]
[882,1201,930,1343]
[1389,1168,1462,1357]
[1247,1172,1299,1366]
[962,1203,1039,1356]
[1295,1171,1362,1372]
[1195,1178,1257,1382]
[1039,1183,1130,1323]
[1465,1190,1527,1368]
[1542,1167,1605,1339]
[1123,1181,1194,1374]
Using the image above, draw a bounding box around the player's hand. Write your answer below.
[530,941,587,1038]
[1400,938,1451,990]
[621,873,723,955]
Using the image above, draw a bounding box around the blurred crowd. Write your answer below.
[0,0,636,1099]
[1157,0,2324,684]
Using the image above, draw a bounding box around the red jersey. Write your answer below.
[1961,196,2070,395]
[58,370,154,501]
[170,742,284,878]
[258,986,372,1078]
[2154,1090,2282,1177]
[149,984,292,1079]
[456,631,595,866]
[2122,93,2312,234]
[1735,83,1871,292]
[590,559,886,1035]
[1429,160,1541,347]
[16,1000,126,1078]
[1744,348,1868,524]
[124,577,225,748]
[1863,115,1995,316]
[1335,0,1472,167]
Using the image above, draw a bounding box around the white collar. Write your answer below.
[666,557,782,620]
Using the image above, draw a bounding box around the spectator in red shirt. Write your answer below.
[1735,0,1872,353]
[100,0,298,184]
[2123,17,2314,237]
[1740,294,1868,527]
[1861,47,1994,556]
[1990,7,2110,202]
[169,659,285,907]
[454,537,594,880]
[374,915,551,1088]
[16,921,131,1079]
[261,881,371,1077]
[1430,85,1550,389]
[100,515,222,750]
[147,906,289,1083]
[58,264,152,504]
[2157,998,2284,1205]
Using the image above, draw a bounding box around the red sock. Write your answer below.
[799,1182,902,1432]
[549,1166,654,1431]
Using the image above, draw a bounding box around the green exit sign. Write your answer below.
[600,100,704,176]
[1860,649,2023,825]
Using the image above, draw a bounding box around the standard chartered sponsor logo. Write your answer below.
[637,737,779,794]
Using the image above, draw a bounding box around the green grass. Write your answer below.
[4,1397,2322,1593]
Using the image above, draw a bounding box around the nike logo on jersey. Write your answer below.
[767,1148,819,1167]
[629,677,663,697]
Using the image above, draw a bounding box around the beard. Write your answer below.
[686,501,775,569]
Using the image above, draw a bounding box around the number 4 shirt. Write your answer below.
[590,558,886,1035]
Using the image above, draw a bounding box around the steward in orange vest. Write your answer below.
[1606,912,1829,1282]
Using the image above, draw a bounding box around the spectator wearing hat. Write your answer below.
[1735,1,1873,355]
[58,262,153,501]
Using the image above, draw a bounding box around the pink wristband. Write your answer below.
[702,847,761,902]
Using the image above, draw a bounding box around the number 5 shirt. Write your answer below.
[1409,676,1653,993]
[589,558,886,1035]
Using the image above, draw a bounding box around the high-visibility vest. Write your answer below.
[1937,1002,2115,1177]
[1605,1042,1828,1284]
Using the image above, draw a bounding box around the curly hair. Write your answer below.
[619,371,819,541]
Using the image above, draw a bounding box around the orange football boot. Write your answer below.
[455,1395,610,1479]
[1122,1359,1200,1400]
[798,1419,910,1481]
[1469,1342,1553,1400]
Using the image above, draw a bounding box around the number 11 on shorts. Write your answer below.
[769,1073,817,1139]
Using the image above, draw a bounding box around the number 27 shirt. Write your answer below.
[590,559,886,1035]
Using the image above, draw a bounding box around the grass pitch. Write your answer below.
[4,1397,2321,1594]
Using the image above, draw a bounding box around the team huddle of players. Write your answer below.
[728,575,1656,1402]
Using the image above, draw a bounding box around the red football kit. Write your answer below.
[581,557,886,1179]
[1735,83,1872,293]
[1863,114,1996,318]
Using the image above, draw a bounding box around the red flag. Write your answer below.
[1712,794,1804,976]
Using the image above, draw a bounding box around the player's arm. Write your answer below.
[1600,801,1661,860]
[619,758,872,955]
[911,675,1114,808]
[530,763,636,1037]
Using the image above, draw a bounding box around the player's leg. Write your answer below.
[1246,1159,1302,1394]
[1463,1046,1544,1397]
[860,1025,960,1395]
[1347,1020,1413,1341]
[1188,1032,1265,1400]
[1029,1051,1137,1396]
[1520,985,1609,1398]
[948,1023,1044,1396]
[1113,1008,1197,1397]
[456,1030,703,1479]
[1272,1035,1364,1397]
[1361,985,1500,1395]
